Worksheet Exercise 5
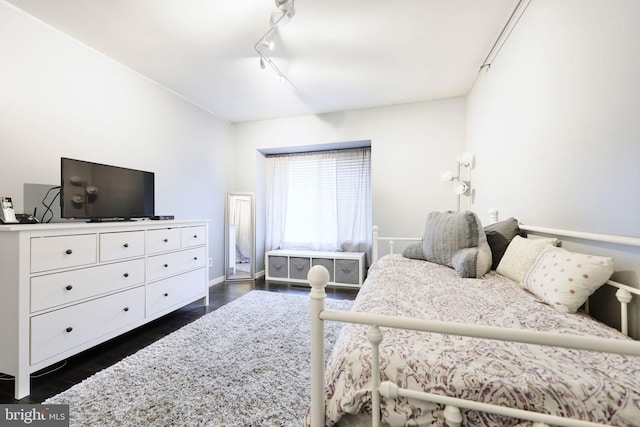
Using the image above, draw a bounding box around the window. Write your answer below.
[265,147,371,252]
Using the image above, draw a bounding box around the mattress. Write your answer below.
[321,255,640,426]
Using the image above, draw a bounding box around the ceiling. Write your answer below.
[7,0,519,123]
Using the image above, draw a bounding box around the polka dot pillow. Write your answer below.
[523,246,614,313]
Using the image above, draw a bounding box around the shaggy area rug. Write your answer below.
[44,290,352,426]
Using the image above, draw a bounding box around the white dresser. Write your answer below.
[265,249,366,288]
[0,219,209,399]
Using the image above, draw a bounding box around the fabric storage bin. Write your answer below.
[312,258,335,282]
[290,257,311,280]
[268,256,289,278]
[335,259,360,285]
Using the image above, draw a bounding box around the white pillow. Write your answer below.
[523,246,614,313]
[496,235,559,283]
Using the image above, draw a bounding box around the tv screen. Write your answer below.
[60,157,155,221]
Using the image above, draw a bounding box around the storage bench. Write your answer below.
[265,249,366,288]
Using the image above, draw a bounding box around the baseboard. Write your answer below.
[208,271,264,287]
[209,276,225,287]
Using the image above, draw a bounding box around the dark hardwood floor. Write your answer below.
[0,279,358,404]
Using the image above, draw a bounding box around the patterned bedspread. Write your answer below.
[322,255,640,426]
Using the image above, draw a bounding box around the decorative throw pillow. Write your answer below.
[421,210,492,278]
[523,246,614,313]
[483,217,523,270]
[402,242,425,260]
[496,236,559,283]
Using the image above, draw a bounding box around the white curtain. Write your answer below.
[265,148,371,252]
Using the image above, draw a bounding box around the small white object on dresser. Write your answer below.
[265,249,366,288]
[0,219,210,399]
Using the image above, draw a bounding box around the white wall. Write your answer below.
[0,2,233,280]
[234,98,467,271]
[468,0,640,236]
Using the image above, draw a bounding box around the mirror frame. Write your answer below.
[224,192,255,281]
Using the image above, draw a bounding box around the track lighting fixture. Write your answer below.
[254,0,296,86]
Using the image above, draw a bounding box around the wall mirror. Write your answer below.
[225,192,255,281]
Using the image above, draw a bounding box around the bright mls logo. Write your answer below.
[1,405,68,426]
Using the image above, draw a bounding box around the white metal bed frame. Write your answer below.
[309,224,640,427]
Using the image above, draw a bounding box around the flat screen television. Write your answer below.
[60,157,155,221]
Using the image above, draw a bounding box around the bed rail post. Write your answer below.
[443,405,462,427]
[615,288,633,336]
[372,225,379,263]
[309,265,330,427]
[368,325,383,427]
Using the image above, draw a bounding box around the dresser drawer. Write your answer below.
[31,234,97,273]
[147,228,181,254]
[30,259,145,313]
[147,247,206,281]
[99,231,145,262]
[181,226,206,248]
[146,268,205,317]
[30,286,145,364]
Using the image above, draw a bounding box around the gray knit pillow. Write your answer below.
[422,211,492,278]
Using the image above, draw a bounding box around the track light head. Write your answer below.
[271,0,295,26]
[452,180,469,195]
[440,170,454,182]
[260,39,274,51]
[456,152,475,168]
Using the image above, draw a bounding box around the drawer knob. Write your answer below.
[193,257,198,261]
[66,327,73,333]
[163,238,169,243]
[163,292,169,297]
[65,249,73,255]
[123,243,129,248]
[65,285,73,291]
[163,263,169,268]
[123,273,129,278]
[123,307,129,312]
